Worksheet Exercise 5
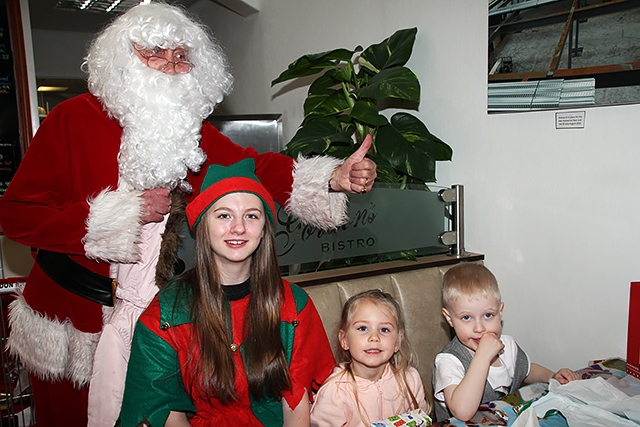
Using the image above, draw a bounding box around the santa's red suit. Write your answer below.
[0,92,347,426]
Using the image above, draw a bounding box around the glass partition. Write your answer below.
[276,183,450,275]
[175,183,454,277]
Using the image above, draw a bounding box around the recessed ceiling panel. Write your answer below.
[55,0,146,14]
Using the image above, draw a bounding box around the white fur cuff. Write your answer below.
[84,189,143,263]
[286,156,349,230]
[7,293,100,388]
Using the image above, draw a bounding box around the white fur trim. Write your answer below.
[67,322,101,387]
[7,293,100,387]
[7,293,69,381]
[84,189,143,263]
[102,305,115,324]
[286,156,349,230]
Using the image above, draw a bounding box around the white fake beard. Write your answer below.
[113,64,212,192]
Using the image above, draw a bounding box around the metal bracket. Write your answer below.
[438,184,467,257]
[438,188,457,203]
[439,231,457,246]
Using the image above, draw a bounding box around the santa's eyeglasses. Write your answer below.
[135,46,194,74]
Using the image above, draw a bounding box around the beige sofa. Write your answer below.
[284,253,484,401]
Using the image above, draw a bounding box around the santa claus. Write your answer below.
[0,3,376,426]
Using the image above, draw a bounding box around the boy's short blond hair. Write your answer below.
[442,263,501,309]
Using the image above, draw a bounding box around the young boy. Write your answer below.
[432,263,578,422]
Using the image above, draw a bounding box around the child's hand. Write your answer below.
[552,368,579,384]
[475,332,504,362]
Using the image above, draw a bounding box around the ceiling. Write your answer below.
[27,0,201,33]
[28,0,202,103]
[27,0,253,107]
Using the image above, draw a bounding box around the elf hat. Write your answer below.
[186,158,276,230]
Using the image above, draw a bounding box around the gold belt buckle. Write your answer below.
[111,278,118,306]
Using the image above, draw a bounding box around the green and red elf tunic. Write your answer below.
[118,279,335,426]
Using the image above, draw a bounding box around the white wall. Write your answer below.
[23,0,637,371]
[193,0,638,370]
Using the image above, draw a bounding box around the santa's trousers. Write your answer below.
[30,374,88,426]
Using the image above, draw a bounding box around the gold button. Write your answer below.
[292,320,299,327]
[160,322,170,331]
[230,343,238,352]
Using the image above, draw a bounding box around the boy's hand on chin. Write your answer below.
[475,333,505,362]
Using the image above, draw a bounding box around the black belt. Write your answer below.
[36,249,115,307]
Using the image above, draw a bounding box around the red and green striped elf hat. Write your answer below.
[186,158,276,230]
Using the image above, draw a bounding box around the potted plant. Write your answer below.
[272,27,453,187]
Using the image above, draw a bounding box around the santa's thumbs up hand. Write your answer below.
[347,134,372,165]
[329,134,377,194]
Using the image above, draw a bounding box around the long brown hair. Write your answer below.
[181,212,291,403]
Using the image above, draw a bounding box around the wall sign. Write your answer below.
[555,111,586,129]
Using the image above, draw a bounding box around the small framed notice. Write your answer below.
[555,111,585,129]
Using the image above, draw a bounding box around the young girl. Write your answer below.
[310,289,430,426]
[118,159,335,426]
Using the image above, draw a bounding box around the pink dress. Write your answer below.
[310,363,428,427]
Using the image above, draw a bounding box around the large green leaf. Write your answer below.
[370,155,402,183]
[349,100,389,127]
[359,28,417,73]
[326,144,358,159]
[376,123,437,182]
[354,67,420,102]
[336,65,354,84]
[308,70,342,95]
[282,119,352,157]
[275,27,451,185]
[303,91,351,117]
[271,48,355,85]
[355,68,371,89]
[389,113,453,161]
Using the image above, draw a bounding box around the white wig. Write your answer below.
[86,2,233,121]
[83,3,234,191]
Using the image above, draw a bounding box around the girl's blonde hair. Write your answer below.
[336,289,430,424]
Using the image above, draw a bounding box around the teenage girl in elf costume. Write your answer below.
[310,289,430,427]
[118,159,335,426]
